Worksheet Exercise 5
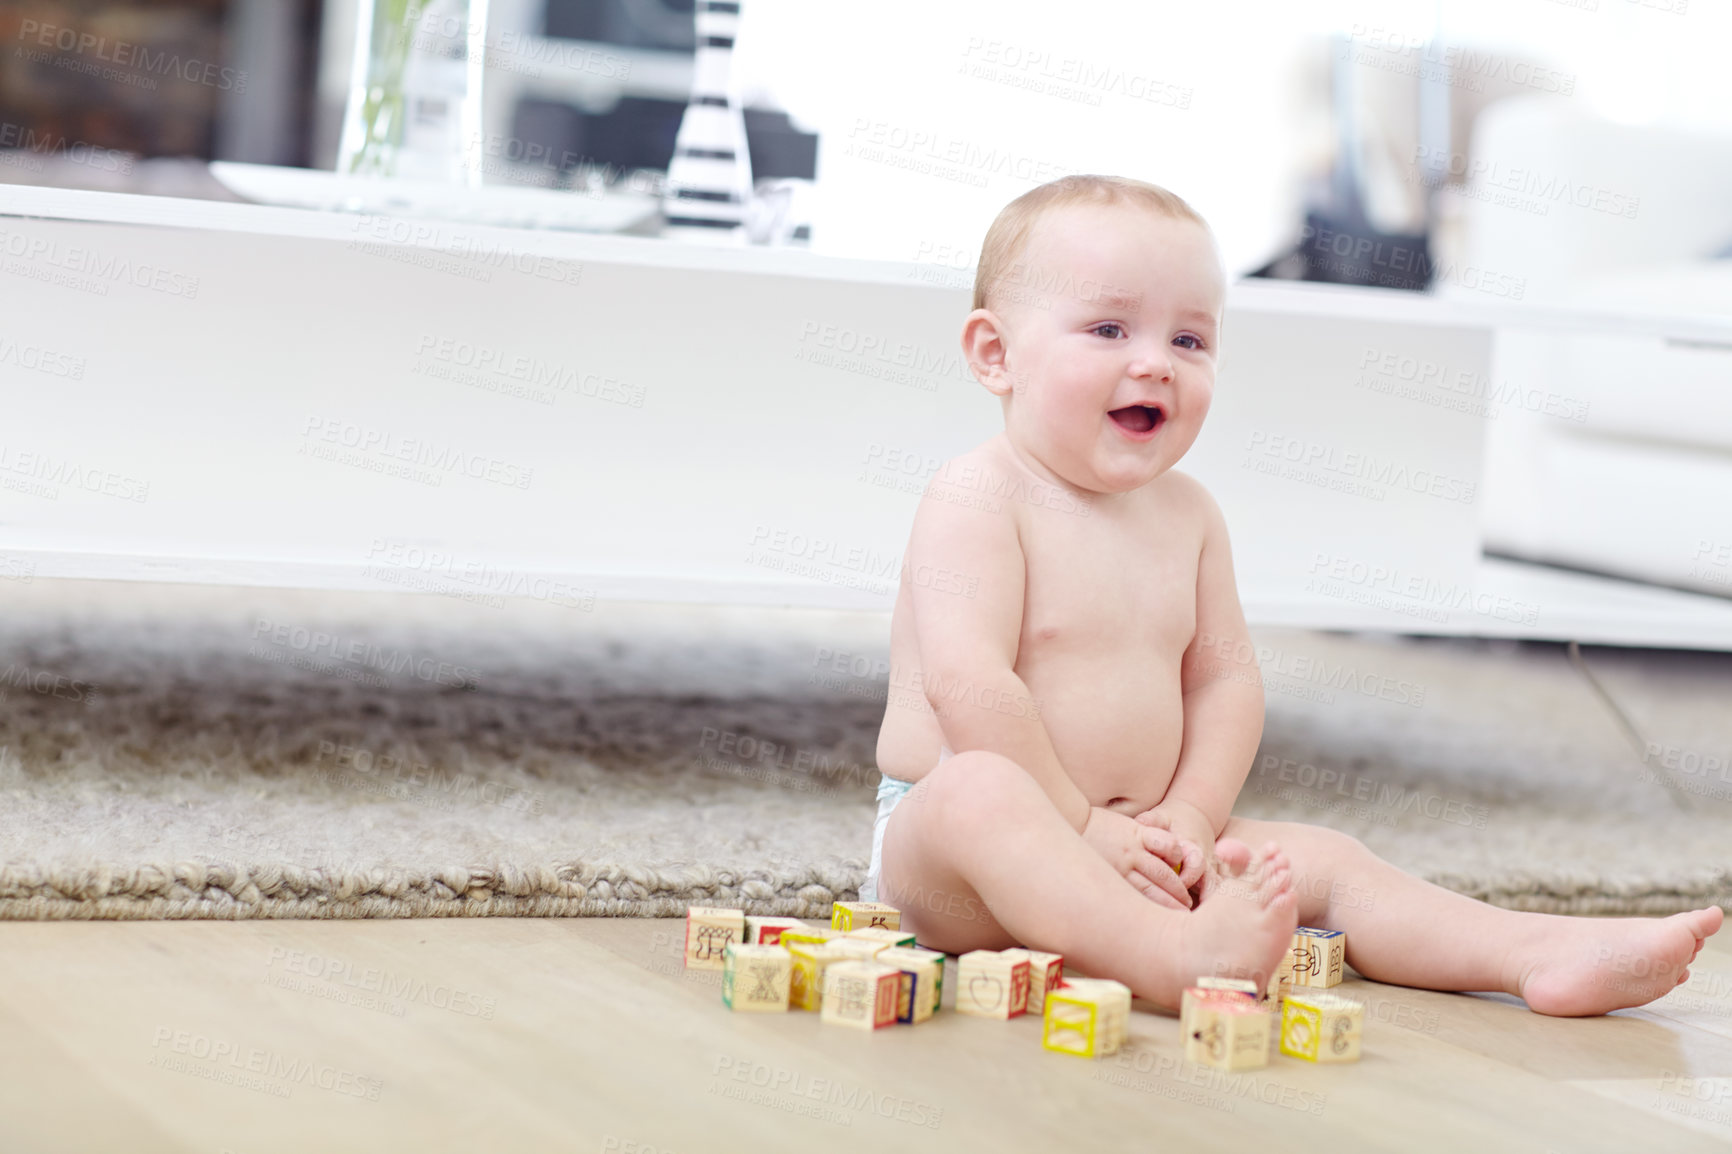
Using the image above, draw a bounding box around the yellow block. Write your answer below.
[1041,978,1130,1057]
[830,902,901,933]
[787,942,847,1012]
[1279,992,1364,1062]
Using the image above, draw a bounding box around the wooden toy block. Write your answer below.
[956,950,1030,1019]
[1041,978,1131,1057]
[1280,993,1364,1063]
[820,961,902,1030]
[845,927,918,950]
[722,943,792,1012]
[1000,949,1064,1014]
[1261,966,1283,1005]
[1196,976,1261,1000]
[1180,985,1257,1036]
[743,916,806,946]
[787,941,848,1012]
[778,925,842,948]
[1186,998,1272,1071]
[1283,927,1347,990]
[828,937,891,962]
[831,902,901,932]
[876,947,945,1023]
[684,906,746,970]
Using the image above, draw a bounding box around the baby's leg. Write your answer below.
[1223,816,1724,1016]
[878,750,1299,1009]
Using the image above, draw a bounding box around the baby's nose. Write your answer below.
[1133,355,1175,380]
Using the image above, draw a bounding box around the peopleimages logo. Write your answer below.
[711,1056,943,1129]
[1306,552,1539,625]
[249,619,483,689]
[0,122,133,171]
[1244,431,1477,504]
[17,20,246,92]
[149,1027,381,1100]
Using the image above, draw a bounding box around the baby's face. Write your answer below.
[973,203,1225,495]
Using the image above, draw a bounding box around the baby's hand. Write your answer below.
[1133,806,1211,895]
[1081,807,1195,909]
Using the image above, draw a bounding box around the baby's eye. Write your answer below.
[1174,333,1206,351]
[1092,323,1125,339]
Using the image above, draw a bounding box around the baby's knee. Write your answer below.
[916,750,1045,830]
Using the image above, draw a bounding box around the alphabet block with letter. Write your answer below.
[743,916,807,946]
[1282,927,1347,991]
[821,961,902,1030]
[1186,997,1272,1071]
[831,901,901,932]
[845,927,918,950]
[1180,983,1258,1036]
[956,949,1030,1018]
[1280,992,1364,1062]
[876,946,945,1023]
[684,906,746,970]
[1041,978,1131,1057]
[999,949,1064,1013]
[722,943,792,1012]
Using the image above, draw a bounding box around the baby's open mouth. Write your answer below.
[1108,404,1165,435]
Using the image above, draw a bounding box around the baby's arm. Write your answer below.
[1140,479,1265,882]
[905,467,1193,907]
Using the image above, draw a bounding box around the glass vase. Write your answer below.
[337,0,490,185]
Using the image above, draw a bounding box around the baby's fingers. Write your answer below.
[1173,840,1207,891]
[1133,852,1194,909]
[1127,868,1189,910]
[1137,826,1195,878]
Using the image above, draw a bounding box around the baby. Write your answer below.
[862,174,1721,1015]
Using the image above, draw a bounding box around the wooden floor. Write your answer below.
[4,917,1732,1153]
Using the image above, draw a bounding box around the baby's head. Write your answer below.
[963,175,1226,495]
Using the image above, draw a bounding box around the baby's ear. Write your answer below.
[961,308,1014,394]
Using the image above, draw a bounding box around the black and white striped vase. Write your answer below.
[661,0,754,244]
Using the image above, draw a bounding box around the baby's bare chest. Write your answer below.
[1015,506,1202,662]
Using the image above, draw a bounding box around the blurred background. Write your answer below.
[2,0,1730,603]
[2,0,1729,270]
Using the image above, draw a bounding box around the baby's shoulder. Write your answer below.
[1153,467,1218,510]
[936,436,1015,478]
[918,438,1019,503]
[1146,468,1227,533]
[904,440,1024,547]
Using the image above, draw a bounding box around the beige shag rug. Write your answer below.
[1,578,1729,920]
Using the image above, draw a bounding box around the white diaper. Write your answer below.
[860,744,952,903]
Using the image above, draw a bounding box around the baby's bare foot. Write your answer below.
[1143,841,1298,1010]
[1516,906,1724,1017]
[1211,836,1252,877]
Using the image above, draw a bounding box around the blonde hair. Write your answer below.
[972,175,1208,313]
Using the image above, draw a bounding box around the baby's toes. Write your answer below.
[1261,865,1294,902]
[1214,837,1253,874]
[1264,882,1298,923]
